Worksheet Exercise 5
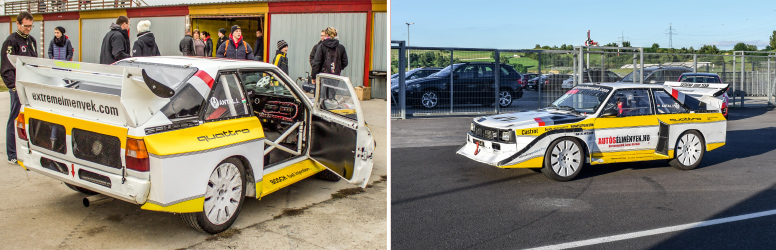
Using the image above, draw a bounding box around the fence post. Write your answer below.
[639,48,644,84]
[693,54,697,73]
[742,53,745,107]
[573,50,578,87]
[398,41,406,119]
[769,56,772,106]
[537,51,542,109]
[732,53,736,107]
[495,50,501,114]
[450,50,454,114]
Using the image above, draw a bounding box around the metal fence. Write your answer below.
[390,41,775,119]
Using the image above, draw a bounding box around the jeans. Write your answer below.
[6,89,20,161]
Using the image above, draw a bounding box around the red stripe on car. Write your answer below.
[534,117,545,126]
[194,70,215,88]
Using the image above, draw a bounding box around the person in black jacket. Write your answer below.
[311,27,348,82]
[1,12,37,164]
[253,30,263,61]
[216,25,254,60]
[132,20,160,57]
[273,40,289,75]
[216,28,227,54]
[202,31,213,57]
[309,30,324,67]
[48,26,73,61]
[179,27,194,56]
[99,16,131,64]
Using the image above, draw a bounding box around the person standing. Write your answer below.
[216,25,254,60]
[1,12,37,165]
[216,28,227,54]
[99,15,131,64]
[253,30,263,61]
[202,31,213,57]
[132,20,160,57]
[193,29,205,56]
[48,26,73,61]
[311,27,348,82]
[309,30,325,67]
[179,27,194,56]
[273,40,289,75]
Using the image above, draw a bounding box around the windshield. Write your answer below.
[240,71,295,98]
[621,70,652,83]
[114,61,197,90]
[679,75,721,83]
[550,85,612,113]
[429,64,461,78]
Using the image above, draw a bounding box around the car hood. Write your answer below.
[474,109,591,130]
[390,76,440,89]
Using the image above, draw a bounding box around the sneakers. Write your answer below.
[8,159,17,165]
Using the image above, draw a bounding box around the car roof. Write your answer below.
[642,66,692,70]
[123,56,279,78]
[679,72,719,76]
[582,83,666,90]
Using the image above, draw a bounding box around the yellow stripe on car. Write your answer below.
[141,197,205,213]
[24,108,128,146]
[259,159,326,198]
[144,117,264,156]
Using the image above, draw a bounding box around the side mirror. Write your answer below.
[601,109,618,117]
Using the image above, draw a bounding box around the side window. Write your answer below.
[607,72,620,81]
[456,65,476,78]
[319,77,357,120]
[499,67,511,78]
[203,73,249,121]
[603,89,653,117]
[480,65,494,78]
[647,71,663,83]
[161,84,204,119]
[652,89,688,114]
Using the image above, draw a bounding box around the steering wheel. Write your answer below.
[257,75,271,88]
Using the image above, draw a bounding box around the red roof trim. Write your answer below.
[127,6,189,18]
[0,16,10,22]
[269,0,371,13]
[42,12,80,21]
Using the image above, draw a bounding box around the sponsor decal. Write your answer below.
[544,123,593,132]
[209,97,241,109]
[6,46,11,54]
[680,83,709,88]
[55,61,81,69]
[30,92,120,116]
[598,134,651,148]
[269,167,310,185]
[521,128,538,135]
[669,117,701,122]
[197,129,250,142]
[21,45,26,52]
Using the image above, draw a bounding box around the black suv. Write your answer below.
[391,62,524,108]
[390,67,442,85]
[619,66,692,84]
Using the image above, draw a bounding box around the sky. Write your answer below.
[390,0,776,50]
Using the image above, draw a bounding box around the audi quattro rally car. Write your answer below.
[11,55,375,233]
[457,83,727,181]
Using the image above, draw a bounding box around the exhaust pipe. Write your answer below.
[83,194,114,207]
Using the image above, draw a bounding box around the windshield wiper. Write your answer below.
[557,105,580,114]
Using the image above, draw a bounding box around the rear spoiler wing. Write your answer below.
[11,56,175,127]
[663,81,729,111]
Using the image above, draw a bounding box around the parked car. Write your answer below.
[561,69,622,89]
[525,75,545,90]
[391,62,524,108]
[619,66,692,84]
[527,74,570,91]
[676,72,729,118]
[390,67,442,86]
[458,83,728,181]
[11,56,375,233]
[518,73,539,88]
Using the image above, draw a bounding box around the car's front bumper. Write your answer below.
[456,133,519,167]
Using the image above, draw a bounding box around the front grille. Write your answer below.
[28,118,66,154]
[472,123,507,141]
[72,128,122,169]
[40,157,68,175]
[78,169,112,188]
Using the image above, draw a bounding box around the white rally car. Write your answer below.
[457,83,727,181]
[12,56,375,233]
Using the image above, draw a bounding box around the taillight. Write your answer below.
[16,113,27,141]
[126,138,149,172]
[544,80,549,84]
[518,79,523,85]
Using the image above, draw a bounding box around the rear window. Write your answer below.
[115,61,197,90]
[679,75,721,83]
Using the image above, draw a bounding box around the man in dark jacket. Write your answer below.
[216,28,227,54]
[132,20,160,57]
[253,30,263,61]
[309,30,324,67]
[311,27,348,81]
[1,12,37,164]
[202,31,213,57]
[273,40,289,75]
[99,16,131,64]
[179,27,194,56]
[216,25,254,60]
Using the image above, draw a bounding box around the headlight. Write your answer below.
[471,122,475,132]
[501,131,511,141]
[407,83,421,89]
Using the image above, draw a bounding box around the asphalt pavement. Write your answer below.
[391,107,776,249]
[0,92,387,249]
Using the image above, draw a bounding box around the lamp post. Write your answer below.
[406,22,414,71]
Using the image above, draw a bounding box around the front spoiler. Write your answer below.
[456,133,518,167]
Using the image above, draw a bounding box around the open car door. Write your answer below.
[310,73,375,187]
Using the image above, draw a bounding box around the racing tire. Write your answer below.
[541,138,584,181]
[181,158,247,234]
[670,130,705,171]
[498,90,513,108]
[316,169,341,182]
[419,90,440,109]
[65,183,99,195]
